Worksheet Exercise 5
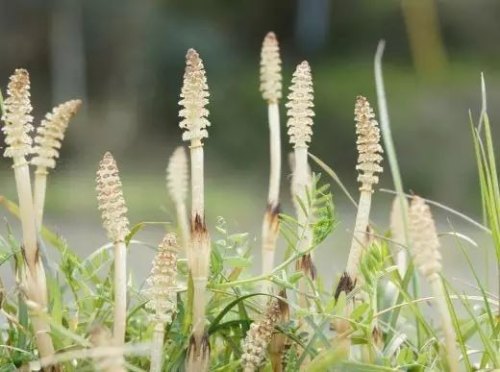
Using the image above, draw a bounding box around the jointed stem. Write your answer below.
[13,157,55,364]
[33,169,48,231]
[113,241,127,344]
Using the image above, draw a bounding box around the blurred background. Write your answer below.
[0,0,498,287]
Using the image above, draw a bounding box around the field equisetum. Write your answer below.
[0,32,497,372]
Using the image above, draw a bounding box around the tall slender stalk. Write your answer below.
[344,96,383,280]
[179,48,211,371]
[1,69,56,365]
[333,96,383,356]
[166,146,190,251]
[286,61,316,310]
[408,196,459,372]
[32,99,81,230]
[145,234,178,372]
[96,152,130,345]
[260,32,283,284]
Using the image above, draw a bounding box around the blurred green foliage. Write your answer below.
[0,0,499,215]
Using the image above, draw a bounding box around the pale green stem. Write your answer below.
[33,169,48,232]
[12,157,55,363]
[188,141,210,347]
[13,158,38,265]
[113,241,127,345]
[293,146,314,323]
[150,322,165,372]
[346,190,372,278]
[176,200,190,252]
[190,143,204,220]
[293,146,312,254]
[374,41,410,248]
[192,276,207,343]
[267,102,281,205]
[261,101,281,292]
[429,276,459,372]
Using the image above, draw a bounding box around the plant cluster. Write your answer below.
[0,33,498,372]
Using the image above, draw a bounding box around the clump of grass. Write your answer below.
[0,33,498,372]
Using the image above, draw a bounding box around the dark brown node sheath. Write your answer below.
[296,253,317,281]
[334,272,356,301]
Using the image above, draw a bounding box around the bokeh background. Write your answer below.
[0,0,498,288]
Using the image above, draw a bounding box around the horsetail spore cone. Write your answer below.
[96,152,129,345]
[145,234,178,372]
[344,96,383,280]
[260,32,282,104]
[32,99,82,169]
[32,99,81,230]
[179,48,211,370]
[286,61,314,149]
[2,69,33,159]
[166,146,190,251]
[260,32,283,284]
[241,298,282,372]
[1,69,56,363]
[408,196,459,372]
[179,49,210,147]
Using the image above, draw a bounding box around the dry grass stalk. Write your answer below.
[89,325,126,372]
[408,196,459,372]
[241,297,283,372]
[96,152,130,345]
[179,48,211,370]
[260,32,283,285]
[166,146,190,251]
[32,99,81,230]
[286,61,316,310]
[1,68,56,363]
[144,234,178,372]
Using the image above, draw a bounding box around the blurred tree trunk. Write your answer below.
[295,0,331,53]
[401,0,448,76]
